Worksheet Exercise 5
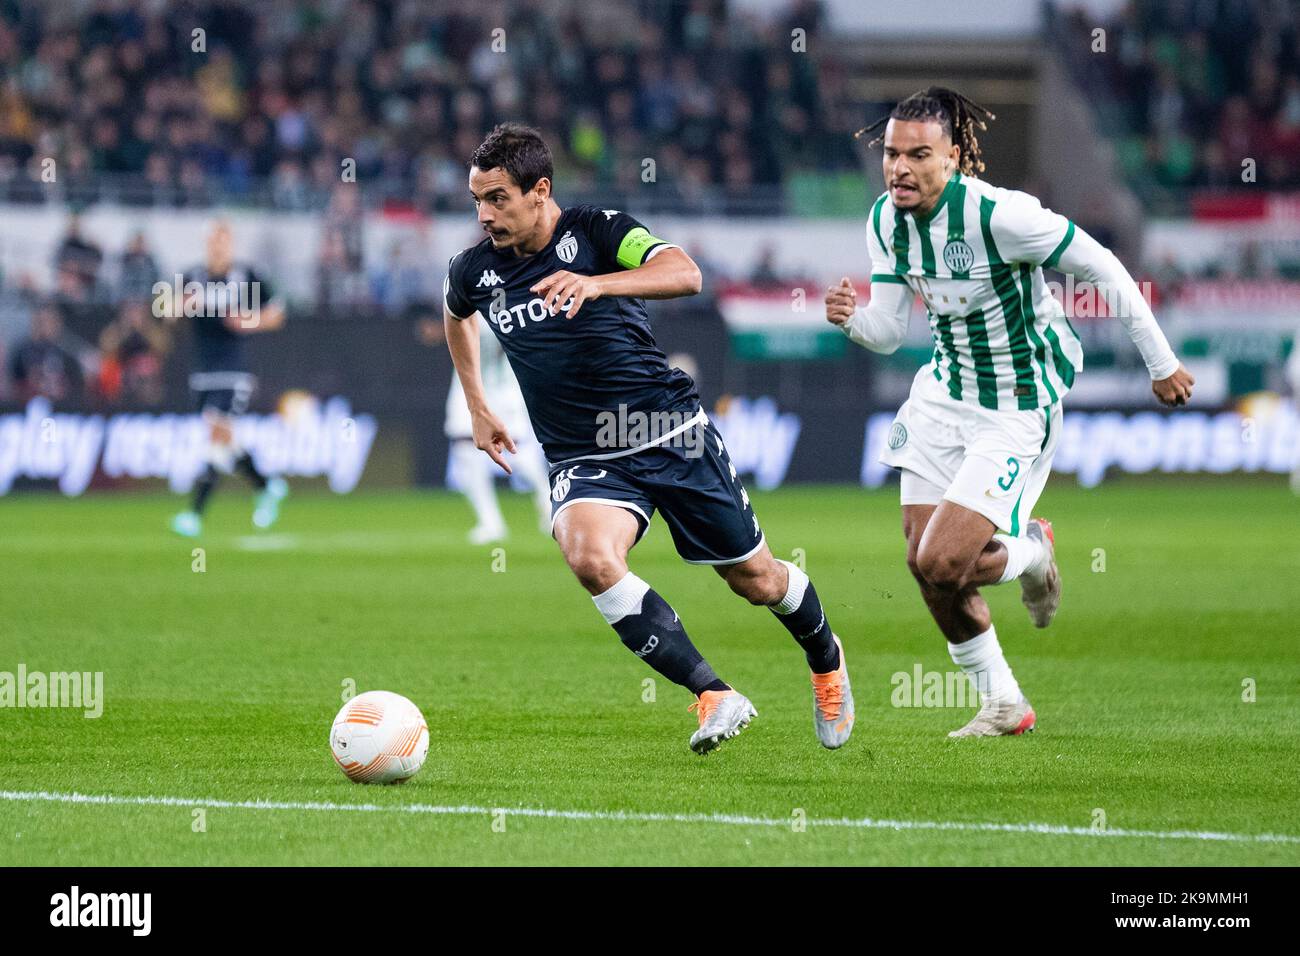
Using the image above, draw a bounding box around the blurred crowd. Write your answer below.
[1057,0,1300,190]
[0,212,170,407]
[0,188,461,406]
[0,0,857,210]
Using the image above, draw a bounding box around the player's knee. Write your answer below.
[916,543,967,591]
[723,564,785,605]
[565,548,627,593]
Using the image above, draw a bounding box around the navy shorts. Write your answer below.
[191,372,255,416]
[548,415,765,565]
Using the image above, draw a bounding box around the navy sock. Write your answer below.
[191,465,219,514]
[771,569,840,674]
[234,452,268,490]
[595,575,728,696]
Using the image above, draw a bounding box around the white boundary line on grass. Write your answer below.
[3,789,1298,845]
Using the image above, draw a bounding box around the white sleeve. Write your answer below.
[991,191,1179,381]
[990,190,1075,269]
[1053,226,1181,381]
[841,281,913,354]
[839,214,912,354]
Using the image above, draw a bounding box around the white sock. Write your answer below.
[994,533,1045,585]
[773,559,808,613]
[592,572,649,624]
[948,626,1021,704]
[207,440,236,474]
[450,441,505,531]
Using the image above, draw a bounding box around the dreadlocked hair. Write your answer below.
[854,87,996,175]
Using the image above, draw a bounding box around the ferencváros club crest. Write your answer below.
[556,231,578,264]
[888,422,908,449]
[942,239,974,273]
[551,472,571,502]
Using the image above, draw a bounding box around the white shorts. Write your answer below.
[879,368,1062,536]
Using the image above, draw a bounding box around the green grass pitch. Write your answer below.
[3,478,1298,866]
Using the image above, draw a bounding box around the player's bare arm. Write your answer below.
[228,301,286,333]
[530,247,703,319]
[224,301,285,334]
[444,302,516,474]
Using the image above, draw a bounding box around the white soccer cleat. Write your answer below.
[810,635,854,749]
[1020,518,1061,628]
[253,476,288,529]
[948,694,1037,738]
[688,689,757,755]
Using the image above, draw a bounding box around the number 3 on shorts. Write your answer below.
[996,456,1020,491]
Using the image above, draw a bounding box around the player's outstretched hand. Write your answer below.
[825,277,857,327]
[1153,364,1195,407]
[472,409,517,474]
[531,270,603,319]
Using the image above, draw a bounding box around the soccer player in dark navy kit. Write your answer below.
[444,125,856,753]
[166,221,288,537]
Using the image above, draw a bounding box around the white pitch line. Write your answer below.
[2,789,1298,845]
[234,534,300,551]
[235,535,300,548]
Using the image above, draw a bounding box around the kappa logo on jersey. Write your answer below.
[476,269,503,288]
[555,231,578,264]
[602,209,619,219]
[942,240,974,274]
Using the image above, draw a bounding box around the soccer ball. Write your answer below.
[329,690,429,784]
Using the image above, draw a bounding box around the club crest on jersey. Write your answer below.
[556,231,578,264]
[477,269,502,288]
[942,240,974,274]
[888,422,908,449]
[551,472,570,502]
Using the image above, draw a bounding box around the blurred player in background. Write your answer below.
[444,124,855,754]
[445,321,551,543]
[165,221,288,537]
[1289,330,1300,495]
[827,87,1194,738]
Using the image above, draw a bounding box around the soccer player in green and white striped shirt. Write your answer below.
[825,87,1195,738]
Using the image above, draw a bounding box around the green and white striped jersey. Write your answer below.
[868,172,1084,411]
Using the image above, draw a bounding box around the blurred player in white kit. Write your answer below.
[445,322,551,543]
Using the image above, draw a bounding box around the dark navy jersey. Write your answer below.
[181,263,274,374]
[444,204,699,463]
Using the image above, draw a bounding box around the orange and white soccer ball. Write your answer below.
[329,690,429,784]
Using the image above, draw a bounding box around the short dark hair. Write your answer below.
[470,123,553,194]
